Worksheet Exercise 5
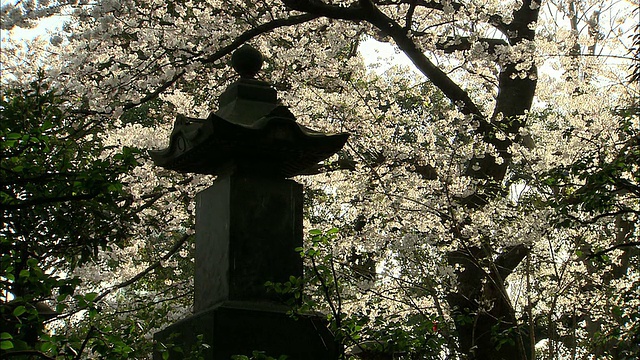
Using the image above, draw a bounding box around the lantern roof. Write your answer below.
[149,44,349,178]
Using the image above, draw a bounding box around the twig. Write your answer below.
[74,326,96,360]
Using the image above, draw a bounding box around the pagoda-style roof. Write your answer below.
[149,44,349,178]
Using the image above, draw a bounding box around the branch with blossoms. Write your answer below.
[47,233,192,323]
[0,0,71,30]
[283,0,484,120]
[111,289,192,316]
[120,13,320,114]
[92,233,192,304]
[281,0,541,195]
[587,242,640,260]
[66,13,320,119]
[564,209,640,225]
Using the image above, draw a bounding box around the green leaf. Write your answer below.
[89,307,98,318]
[55,303,67,313]
[612,306,623,317]
[40,341,53,352]
[6,133,21,140]
[13,305,27,317]
[0,332,13,340]
[85,292,98,302]
[1,340,14,350]
[327,227,339,235]
[26,258,38,268]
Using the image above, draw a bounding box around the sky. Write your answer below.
[1,14,66,41]
[359,37,417,75]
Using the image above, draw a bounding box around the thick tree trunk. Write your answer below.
[444,2,538,357]
[447,245,530,359]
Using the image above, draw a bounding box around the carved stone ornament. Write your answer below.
[149,44,349,178]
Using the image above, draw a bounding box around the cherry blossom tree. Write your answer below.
[1,0,638,359]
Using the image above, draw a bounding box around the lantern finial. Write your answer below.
[231,44,263,79]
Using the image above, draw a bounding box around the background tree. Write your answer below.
[0,74,195,358]
[0,75,147,357]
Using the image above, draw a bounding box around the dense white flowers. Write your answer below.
[2,0,638,357]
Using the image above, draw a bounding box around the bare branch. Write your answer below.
[436,36,508,54]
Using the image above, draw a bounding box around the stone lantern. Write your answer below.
[152,44,347,359]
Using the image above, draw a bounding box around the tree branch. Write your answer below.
[93,233,191,304]
[73,326,95,360]
[404,0,417,32]
[491,0,539,123]
[3,350,55,360]
[374,0,508,33]
[493,244,529,281]
[282,0,485,119]
[436,36,508,54]
[200,13,320,64]
[70,13,320,116]
[0,192,100,210]
[374,0,463,13]
[564,209,640,225]
[282,0,366,21]
[587,242,640,259]
[122,70,186,111]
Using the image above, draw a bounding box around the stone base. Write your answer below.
[154,302,338,360]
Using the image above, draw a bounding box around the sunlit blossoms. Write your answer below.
[1,0,638,358]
